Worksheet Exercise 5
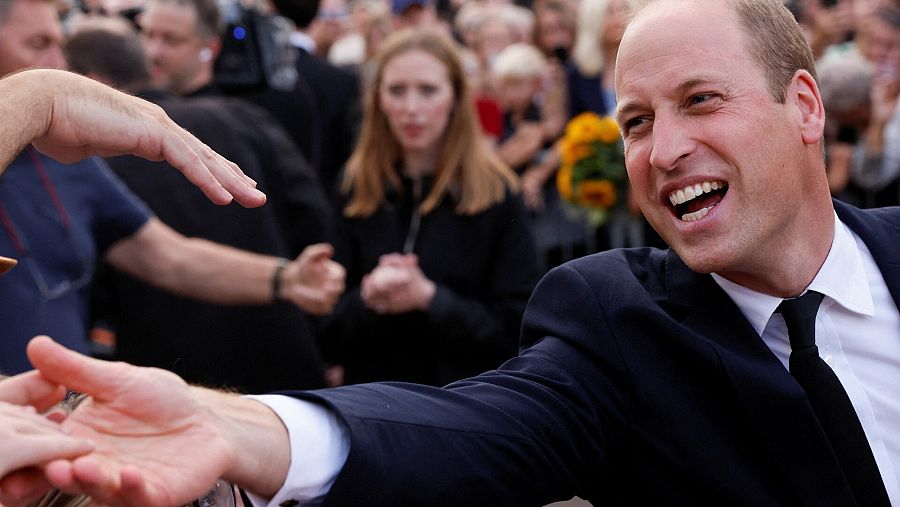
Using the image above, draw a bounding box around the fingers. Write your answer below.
[45,457,150,507]
[0,370,66,411]
[297,243,335,265]
[2,433,94,475]
[160,126,266,209]
[0,468,54,507]
[26,336,127,403]
[289,284,343,315]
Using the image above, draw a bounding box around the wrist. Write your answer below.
[194,388,290,497]
[271,258,290,303]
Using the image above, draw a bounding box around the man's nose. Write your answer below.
[143,38,164,59]
[648,112,695,171]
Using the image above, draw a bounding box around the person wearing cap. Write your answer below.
[392,0,437,29]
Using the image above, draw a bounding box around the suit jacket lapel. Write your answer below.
[835,200,900,311]
[663,250,857,505]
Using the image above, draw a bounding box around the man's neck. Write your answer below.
[716,208,836,298]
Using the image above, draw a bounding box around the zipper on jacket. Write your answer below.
[402,176,422,254]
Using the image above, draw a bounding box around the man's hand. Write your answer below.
[280,243,346,315]
[3,337,230,507]
[5,69,265,208]
[2,336,291,507]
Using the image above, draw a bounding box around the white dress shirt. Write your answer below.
[252,213,900,505]
[713,212,900,504]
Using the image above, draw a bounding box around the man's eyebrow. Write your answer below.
[673,76,718,97]
[615,75,722,122]
[614,101,643,125]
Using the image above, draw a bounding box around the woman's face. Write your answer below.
[379,49,456,160]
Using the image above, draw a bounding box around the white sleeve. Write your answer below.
[243,394,350,507]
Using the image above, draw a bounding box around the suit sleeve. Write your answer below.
[293,262,633,506]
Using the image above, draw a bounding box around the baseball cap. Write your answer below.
[392,0,431,15]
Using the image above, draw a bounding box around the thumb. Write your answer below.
[26,336,125,403]
[297,243,334,264]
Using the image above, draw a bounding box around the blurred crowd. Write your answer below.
[0,0,897,394]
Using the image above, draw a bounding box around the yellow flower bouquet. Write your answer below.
[556,112,627,226]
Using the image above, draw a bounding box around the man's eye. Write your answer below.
[27,37,50,50]
[623,116,649,135]
[688,94,715,106]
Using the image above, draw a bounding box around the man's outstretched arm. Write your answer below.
[0,69,265,208]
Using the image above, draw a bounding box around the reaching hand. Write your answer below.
[17,69,266,208]
[0,372,94,507]
[281,243,347,315]
[0,371,94,473]
[10,336,235,507]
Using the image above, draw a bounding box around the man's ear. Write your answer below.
[790,69,826,146]
[204,37,222,61]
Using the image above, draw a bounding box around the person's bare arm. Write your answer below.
[104,218,345,313]
[0,69,264,208]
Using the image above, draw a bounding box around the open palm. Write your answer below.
[28,337,233,507]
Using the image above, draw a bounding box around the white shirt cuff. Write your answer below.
[243,394,349,507]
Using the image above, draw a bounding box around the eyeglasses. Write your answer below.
[0,149,94,301]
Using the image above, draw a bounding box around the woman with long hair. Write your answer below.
[320,28,541,386]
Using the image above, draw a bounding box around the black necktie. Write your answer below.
[779,291,891,506]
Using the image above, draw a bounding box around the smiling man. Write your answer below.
[7,2,900,506]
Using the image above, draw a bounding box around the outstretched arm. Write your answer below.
[104,219,346,313]
[0,69,265,208]
[0,336,292,507]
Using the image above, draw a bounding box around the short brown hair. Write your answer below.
[148,0,222,37]
[632,0,816,102]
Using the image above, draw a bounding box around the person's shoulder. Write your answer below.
[860,206,900,235]
[564,247,668,275]
[554,247,670,295]
[837,199,900,232]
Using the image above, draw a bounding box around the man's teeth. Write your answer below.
[682,207,711,222]
[668,181,723,206]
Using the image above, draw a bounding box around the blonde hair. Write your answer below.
[571,0,610,77]
[491,42,546,80]
[342,28,517,218]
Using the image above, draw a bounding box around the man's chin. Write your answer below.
[667,239,732,275]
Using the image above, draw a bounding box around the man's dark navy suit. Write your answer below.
[292,200,900,506]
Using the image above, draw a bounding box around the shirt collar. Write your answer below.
[712,211,875,335]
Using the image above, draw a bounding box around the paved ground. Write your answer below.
[546,497,593,507]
